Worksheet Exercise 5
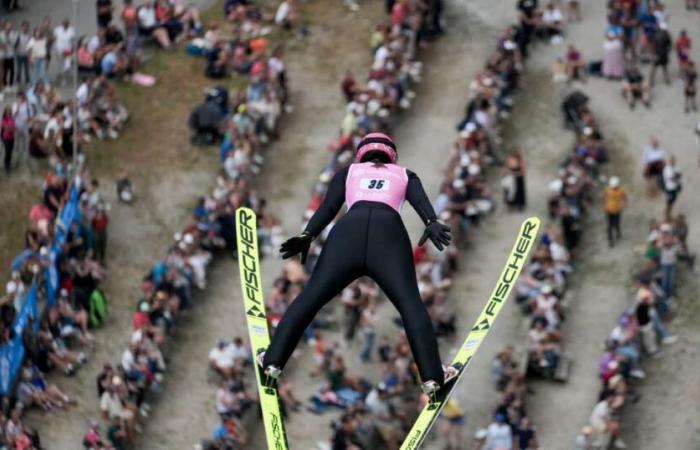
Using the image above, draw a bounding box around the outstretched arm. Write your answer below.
[304,165,350,237]
[406,170,438,225]
[406,170,451,250]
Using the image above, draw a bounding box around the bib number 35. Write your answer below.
[360,178,390,191]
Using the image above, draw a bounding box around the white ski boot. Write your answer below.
[420,365,460,394]
[256,351,282,380]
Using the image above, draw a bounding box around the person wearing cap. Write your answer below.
[484,412,513,449]
[603,176,627,248]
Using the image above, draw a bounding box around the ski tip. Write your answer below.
[520,217,541,238]
[523,216,541,225]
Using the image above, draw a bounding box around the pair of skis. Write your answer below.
[235,207,540,450]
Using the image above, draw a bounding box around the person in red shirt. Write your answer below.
[676,29,692,69]
[341,70,357,102]
[391,0,410,27]
[91,205,109,264]
[1,107,16,173]
[132,302,152,330]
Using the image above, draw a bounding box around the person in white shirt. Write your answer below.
[26,28,49,84]
[1,22,20,93]
[484,413,513,450]
[138,2,171,48]
[11,92,33,160]
[16,21,31,86]
[228,337,250,364]
[53,19,76,85]
[642,137,666,196]
[589,396,626,449]
[542,2,564,39]
[662,155,681,217]
[209,339,236,377]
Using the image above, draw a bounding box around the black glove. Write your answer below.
[418,220,452,251]
[280,232,313,264]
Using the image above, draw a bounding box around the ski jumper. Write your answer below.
[263,162,445,385]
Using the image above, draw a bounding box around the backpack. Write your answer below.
[88,288,107,328]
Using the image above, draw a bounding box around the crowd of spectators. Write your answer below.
[0,148,110,450]
[573,128,692,450]
[57,2,294,450]
[548,1,698,114]
[188,1,292,147]
[0,16,133,177]
[574,209,693,450]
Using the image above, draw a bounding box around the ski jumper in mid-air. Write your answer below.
[258,133,458,394]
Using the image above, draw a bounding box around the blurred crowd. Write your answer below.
[0,157,110,450]
[0,16,131,176]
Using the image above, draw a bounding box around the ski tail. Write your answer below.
[235,207,290,450]
[400,217,541,450]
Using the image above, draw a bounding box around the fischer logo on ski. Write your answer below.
[236,207,290,450]
[399,217,540,450]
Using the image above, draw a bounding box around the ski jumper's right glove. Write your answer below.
[418,220,452,251]
[280,232,313,264]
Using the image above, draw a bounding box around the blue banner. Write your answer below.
[0,185,82,394]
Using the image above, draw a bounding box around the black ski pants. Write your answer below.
[264,201,444,385]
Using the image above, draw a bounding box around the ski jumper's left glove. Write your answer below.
[280,232,313,264]
[418,220,452,251]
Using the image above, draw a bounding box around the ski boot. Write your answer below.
[256,351,282,383]
[420,365,460,395]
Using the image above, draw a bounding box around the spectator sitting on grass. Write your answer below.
[137,1,172,48]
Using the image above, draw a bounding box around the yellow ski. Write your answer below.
[400,217,541,450]
[235,207,289,450]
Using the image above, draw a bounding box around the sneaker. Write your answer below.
[256,351,282,380]
[614,439,627,449]
[630,368,646,379]
[662,335,678,345]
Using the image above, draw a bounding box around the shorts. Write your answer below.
[654,55,669,66]
[448,415,466,425]
[665,188,679,206]
[644,161,664,177]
